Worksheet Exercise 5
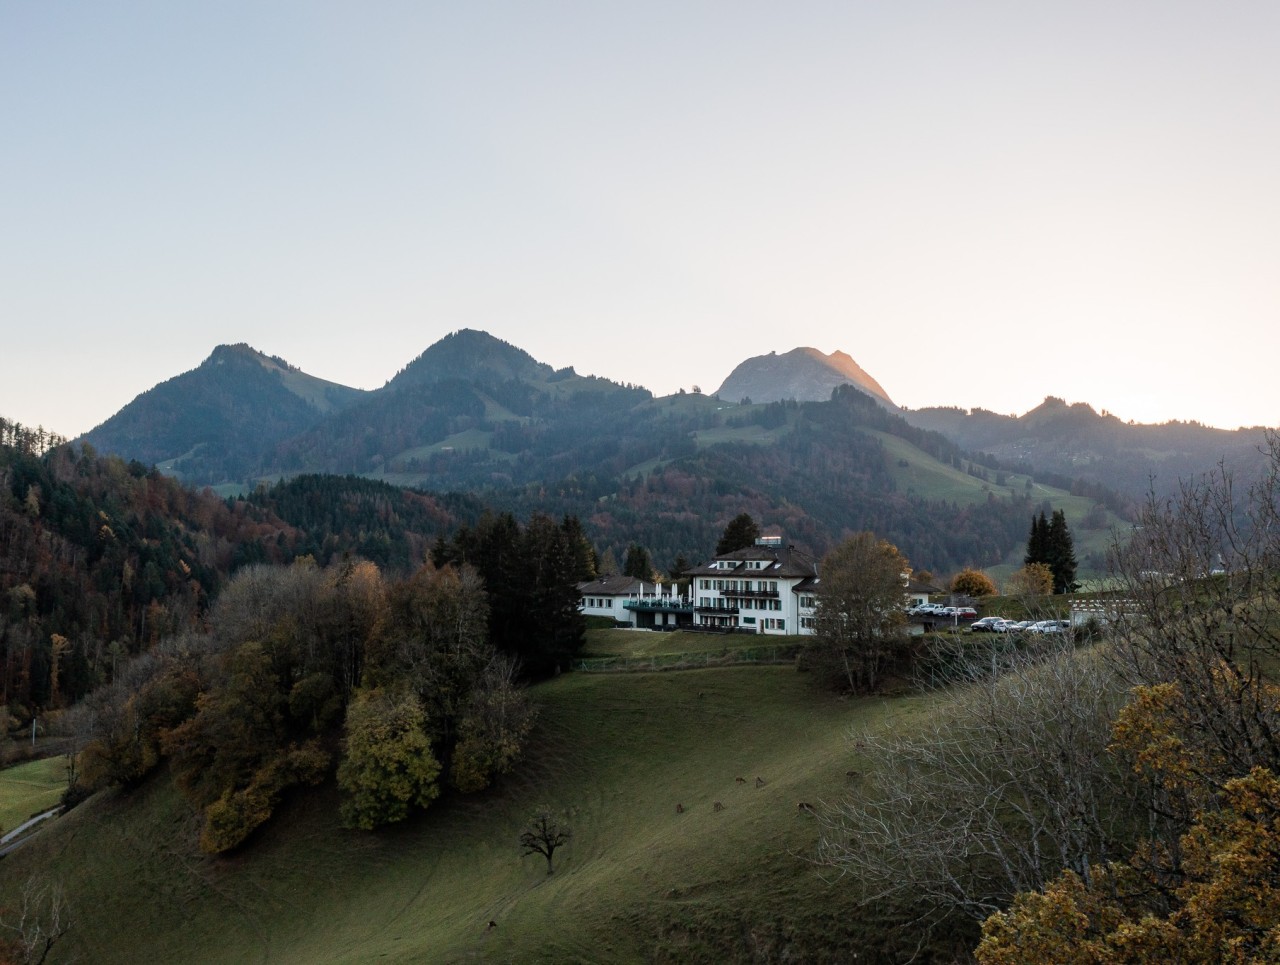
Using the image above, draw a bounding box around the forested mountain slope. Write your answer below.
[905,396,1270,496]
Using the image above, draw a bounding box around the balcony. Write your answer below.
[723,587,780,599]
[695,604,740,615]
[624,598,695,613]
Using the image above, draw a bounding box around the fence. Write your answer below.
[572,643,804,674]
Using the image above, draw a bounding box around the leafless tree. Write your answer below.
[815,636,1134,926]
[519,809,571,875]
[0,876,72,965]
[1106,429,1280,817]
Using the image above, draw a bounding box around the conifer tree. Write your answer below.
[1045,510,1078,593]
[1024,512,1049,568]
[623,544,654,581]
[716,513,761,555]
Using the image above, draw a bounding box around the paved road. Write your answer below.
[0,807,61,857]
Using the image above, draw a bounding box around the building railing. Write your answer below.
[695,604,740,615]
[624,598,695,612]
[723,588,780,599]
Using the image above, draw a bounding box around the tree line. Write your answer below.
[71,505,593,853]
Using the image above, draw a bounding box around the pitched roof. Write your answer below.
[685,543,818,580]
[577,575,654,596]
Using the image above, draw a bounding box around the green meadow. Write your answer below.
[0,665,971,963]
[0,756,65,835]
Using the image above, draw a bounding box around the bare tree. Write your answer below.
[816,637,1134,927]
[0,876,72,965]
[1107,429,1280,814]
[519,809,571,875]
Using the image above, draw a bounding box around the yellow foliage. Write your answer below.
[978,768,1280,963]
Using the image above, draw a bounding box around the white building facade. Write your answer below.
[684,536,820,636]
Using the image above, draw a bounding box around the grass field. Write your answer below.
[0,667,971,963]
[580,628,805,659]
[0,756,65,835]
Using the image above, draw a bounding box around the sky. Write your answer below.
[3,2,1278,439]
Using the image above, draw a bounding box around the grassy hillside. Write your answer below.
[0,668,970,963]
[0,757,65,834]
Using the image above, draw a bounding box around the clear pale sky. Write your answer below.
[3,2,1277,439]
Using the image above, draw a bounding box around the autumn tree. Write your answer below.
[975,431,1280,960]
[715,512,760,555]
[336,687,441,830]
[371,563,490,732]
[809,533,909,693]
[520,809,572,875]
[951,568,997,598]
[451,654,537,793]
[1005,562,1054,598]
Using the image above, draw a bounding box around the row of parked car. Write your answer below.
[907,603,978,620]
[906,604,1073,635]
[969,617,1072,634]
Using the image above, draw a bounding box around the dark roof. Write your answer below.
[906,578,943,594]
[577,575,654,596]
[685,544,817,580]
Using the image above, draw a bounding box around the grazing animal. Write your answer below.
[755,777,765,788]
[675,803,684,814]
[735,776,746,784]
[713,801,725,812]
[797,802,816,814]
[487,921,497,930]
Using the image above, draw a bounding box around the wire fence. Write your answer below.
[572,643,804,673]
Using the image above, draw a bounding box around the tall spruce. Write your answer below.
[432,512,585,678]
[1023,509,1078,593]
[1045,509,1078,593]
[623,544,655,581]
[1024,512,1050,568]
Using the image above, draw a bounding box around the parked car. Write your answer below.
[1027,619,1071,634]
[969,616,1004,632]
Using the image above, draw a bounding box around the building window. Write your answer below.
[801,616,814,629]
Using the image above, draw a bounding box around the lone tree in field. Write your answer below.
[811,533,910,693]
[520,809,571,875]
[716,513,761,555]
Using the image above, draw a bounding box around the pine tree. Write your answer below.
[623,544,654,581]
[716,513,761,555]
[1024,512,1050,568]
[1045,510,1078,593]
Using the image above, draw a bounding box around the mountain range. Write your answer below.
[75,329,1271,576]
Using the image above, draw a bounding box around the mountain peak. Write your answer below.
[716,346,893,407]
[387,329,552,389]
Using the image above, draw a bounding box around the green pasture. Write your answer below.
[1,667,968,963]
[0,756,65,835]
[581,628,805,659]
